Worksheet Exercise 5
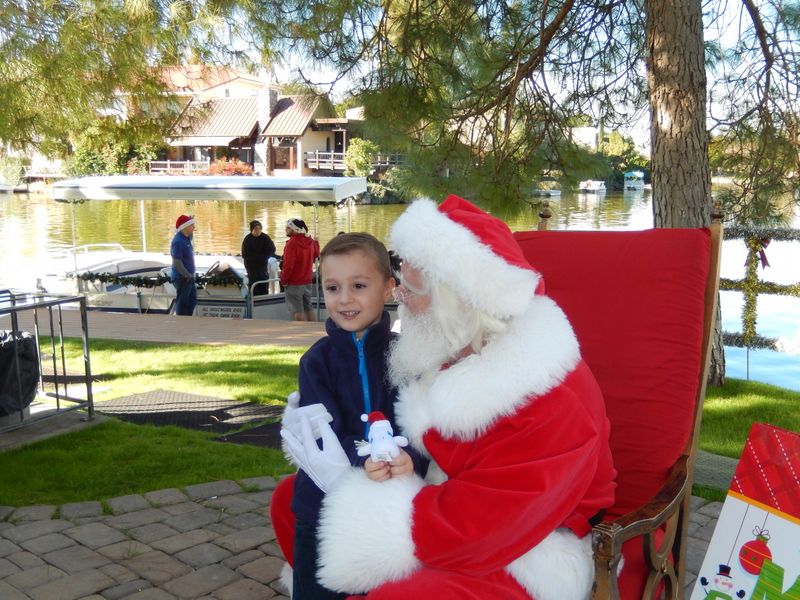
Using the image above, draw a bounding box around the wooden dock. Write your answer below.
[4,310,326,347]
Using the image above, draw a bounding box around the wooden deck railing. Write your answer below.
[148,160,210,175]
[303,151,404,171]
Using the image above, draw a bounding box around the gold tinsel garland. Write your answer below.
[720,227,800,348]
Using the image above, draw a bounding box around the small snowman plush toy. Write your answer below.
[356,411,409,462]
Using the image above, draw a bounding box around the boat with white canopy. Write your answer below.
[46,175,368,319]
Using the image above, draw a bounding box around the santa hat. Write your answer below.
[361,411,388,424]
[286,218,308,236]
[175,214,195,233]
[389,195,540,319]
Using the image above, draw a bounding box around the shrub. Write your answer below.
[344,138,380,177]
[204,157,254,176]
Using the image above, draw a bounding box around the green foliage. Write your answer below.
[344,138,380,177]
[718,227,800,348]
[0,155,25,186]
[76,270,243,289]
[127,143,163,175]
[65,122,167,176]
[0,2,189,153]
[709,128,800,227]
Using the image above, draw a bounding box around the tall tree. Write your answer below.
[239,0,797,383]
[0,0,261,154]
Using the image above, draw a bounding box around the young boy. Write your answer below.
[289,232,427,599]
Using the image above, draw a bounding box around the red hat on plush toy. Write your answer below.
[361,411,388,424]
[389,195,540,319]
[175,214,195,233]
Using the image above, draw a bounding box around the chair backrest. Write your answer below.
[513,227,715,517]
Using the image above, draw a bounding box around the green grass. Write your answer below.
[700,378,800,458]
[50,338,305,404]
[0,420,293,506]
[0,338,304,506]
[2,337,798,507]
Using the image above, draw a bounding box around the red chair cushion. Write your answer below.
[513,228,710,517]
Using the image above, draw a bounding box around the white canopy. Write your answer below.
[52,175,368,204]
[167,136,238,147]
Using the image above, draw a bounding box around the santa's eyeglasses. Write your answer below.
[392,278,428,304]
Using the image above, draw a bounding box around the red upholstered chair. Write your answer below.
[513,223,722,600]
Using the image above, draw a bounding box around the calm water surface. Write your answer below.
[1,189,798,391]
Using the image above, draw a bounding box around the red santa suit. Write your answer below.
[314,196,617,599]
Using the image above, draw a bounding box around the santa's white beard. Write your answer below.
[388,305,454,387]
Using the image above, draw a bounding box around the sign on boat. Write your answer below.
[47,175,368,319]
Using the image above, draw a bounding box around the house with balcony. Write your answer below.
[165,69,401,176]
[166,83,356,176]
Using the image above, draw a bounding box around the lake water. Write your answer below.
[1,189,798,391]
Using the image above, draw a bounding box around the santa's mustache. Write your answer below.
[387,306,453,387]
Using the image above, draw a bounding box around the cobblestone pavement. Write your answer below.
[0,478,290,600]
[0,473,723,599]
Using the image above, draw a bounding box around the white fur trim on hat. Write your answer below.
[286,219,308,235]
[175,216,195,232]
[390,199,539,319]
[395,295,581,446]
[317,469,424,592]
[506,529,595,600]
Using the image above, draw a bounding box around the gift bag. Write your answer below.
[691,423,800,600]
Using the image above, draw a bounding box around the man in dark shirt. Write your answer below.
[241,220,276,296]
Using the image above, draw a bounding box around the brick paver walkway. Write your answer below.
[0,477,290,600]
[0,474,722,599]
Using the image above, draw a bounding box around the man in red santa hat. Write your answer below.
[279,195,617,599]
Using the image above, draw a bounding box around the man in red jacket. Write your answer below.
[280,218,320,321]
[280,196,616,599]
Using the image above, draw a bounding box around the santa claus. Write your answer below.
[277,195,617,599]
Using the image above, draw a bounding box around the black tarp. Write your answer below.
[0,331,39,416]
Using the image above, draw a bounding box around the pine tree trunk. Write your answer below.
[646,0,725,384]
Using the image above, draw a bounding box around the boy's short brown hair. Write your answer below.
[320,233,393,281]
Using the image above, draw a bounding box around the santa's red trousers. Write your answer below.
[269,475,530,599]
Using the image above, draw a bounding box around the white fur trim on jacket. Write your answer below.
[279,562,293,597]
[390,199,540,319]
[506,529,595,600]
[395,295,581,446]
[317,469,425,592]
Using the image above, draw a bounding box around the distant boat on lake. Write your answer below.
[578,180,606,194]
[624,171,645,191]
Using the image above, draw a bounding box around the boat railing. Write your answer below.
[0,290,95,434]
[72,243,127,255]
[246,278,282,319]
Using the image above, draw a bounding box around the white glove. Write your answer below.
[281,415,350,493]
[282,392,333,440]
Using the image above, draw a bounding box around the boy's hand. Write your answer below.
[364,458,391,482]
[388,450,413,478]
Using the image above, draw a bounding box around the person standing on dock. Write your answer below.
[281,218,320,321]
[241,219,276,297]
[171,214,197,316]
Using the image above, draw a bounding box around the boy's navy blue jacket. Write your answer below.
[291,311,428,525]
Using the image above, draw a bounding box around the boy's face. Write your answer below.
[321,249,394,339]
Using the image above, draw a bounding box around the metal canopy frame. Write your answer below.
[51,175,367,204]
